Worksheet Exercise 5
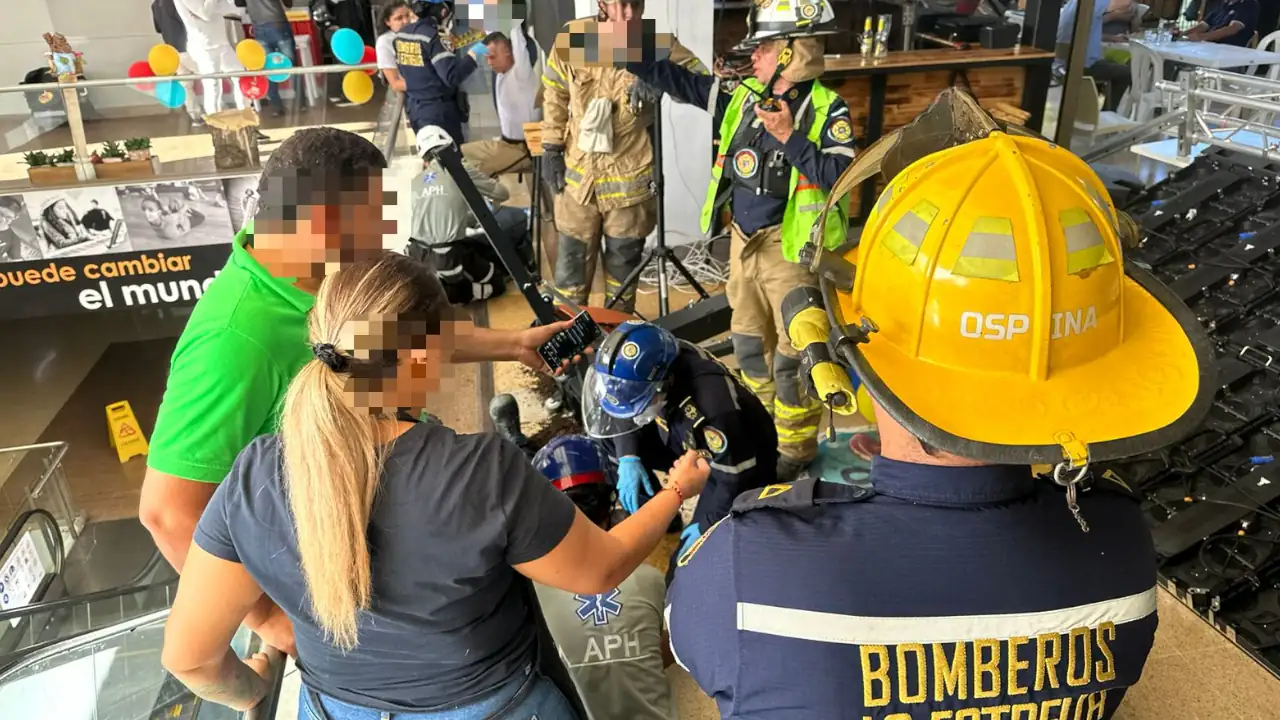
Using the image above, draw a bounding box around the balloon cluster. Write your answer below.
[133,39,296,109]
[128,44,185,108]
[330,28,375,104]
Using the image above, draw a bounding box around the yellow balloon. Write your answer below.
[236,39,267,71]
[855,384,876,426]
[342,70,374,105]
[147,44,180,76]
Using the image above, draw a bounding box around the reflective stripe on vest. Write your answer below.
[700,78,850,263]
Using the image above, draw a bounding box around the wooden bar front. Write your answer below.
[821,47,1055,219]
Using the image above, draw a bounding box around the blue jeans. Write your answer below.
[254,21,296,106]
[299,666,577,720]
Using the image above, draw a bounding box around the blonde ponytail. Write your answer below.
[279,253,449,651]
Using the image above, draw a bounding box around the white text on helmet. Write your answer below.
[1051,307,1099,340]
[960,312,1030,341]
[959,307,1098,341]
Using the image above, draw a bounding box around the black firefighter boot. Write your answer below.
[489,393,531,456]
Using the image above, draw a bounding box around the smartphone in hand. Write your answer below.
[536,311,602,371]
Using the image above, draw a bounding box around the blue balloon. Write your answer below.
[154,80,186,109]
[264,52,293,83]
[330,27,364,65]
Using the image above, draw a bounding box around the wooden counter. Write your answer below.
[823,47,1055,76]
[820,47,1055,219]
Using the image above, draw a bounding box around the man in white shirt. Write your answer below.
[173,0,248,116]
[461,21,542,176]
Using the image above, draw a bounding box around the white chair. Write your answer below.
[1125,42,1166,123]
[1075,76,1140,152]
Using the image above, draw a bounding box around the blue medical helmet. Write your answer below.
[534,435,611,490]
[592,320,680,419]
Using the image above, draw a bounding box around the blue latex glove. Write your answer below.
[677,523,702,557]
[617,456,655,514]
[469,41,490,57]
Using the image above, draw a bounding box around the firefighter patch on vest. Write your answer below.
[734,149,760,179]
[828,118,853,144]
[703,427,727,455]
[620,341,640,359]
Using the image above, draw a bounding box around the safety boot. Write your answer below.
[488,393,530,452]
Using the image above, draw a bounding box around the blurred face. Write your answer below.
[342,314,455,413]
[255,173,398,281]
[387,6,416,32]
[486,39,515,73]
[751,40,784,85]
[600,1,643,22]
[0,206,17,231]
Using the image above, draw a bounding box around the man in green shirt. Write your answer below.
[140,128,586,654]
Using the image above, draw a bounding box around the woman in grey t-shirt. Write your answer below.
[160,253,710,719]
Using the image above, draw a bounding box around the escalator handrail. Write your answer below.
[0,577,179,623]
[0,508,64,579]
[0,606,289,720]
[0,607,171,680]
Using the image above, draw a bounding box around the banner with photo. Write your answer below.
[0,174,259,320]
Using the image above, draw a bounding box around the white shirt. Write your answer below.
[173,0,239,51]
[495,21,543,141]
[376,31,397,70]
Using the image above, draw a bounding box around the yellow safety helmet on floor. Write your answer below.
[831,130,1214,467]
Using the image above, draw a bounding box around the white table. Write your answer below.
[1132,39,1280,69]
[1130,129,1269,168]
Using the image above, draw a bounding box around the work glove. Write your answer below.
[617,456,655,514]
[629,79,664,114]
[541,143,567,195]
[677,523,702,557]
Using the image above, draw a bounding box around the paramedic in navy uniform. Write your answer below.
[665,129,1215,719]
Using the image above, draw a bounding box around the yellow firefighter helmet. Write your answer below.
[831,129,1213,466]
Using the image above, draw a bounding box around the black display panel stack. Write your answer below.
[1110,148,1280,678]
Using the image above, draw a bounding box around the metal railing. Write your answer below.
[2,62,404,187]
[0,442,81,547]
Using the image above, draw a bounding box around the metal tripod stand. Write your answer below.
[604,100,712,317]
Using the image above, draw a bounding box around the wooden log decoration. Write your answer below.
[206,109,262,170]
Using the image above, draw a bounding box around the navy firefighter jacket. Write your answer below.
[667,459,1159,720]
[393,17,478,140]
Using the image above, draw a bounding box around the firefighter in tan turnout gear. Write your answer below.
[540,1,708,312]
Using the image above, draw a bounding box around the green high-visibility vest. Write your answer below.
[699,78,850,263]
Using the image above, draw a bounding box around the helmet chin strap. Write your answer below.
[756,38,795,110]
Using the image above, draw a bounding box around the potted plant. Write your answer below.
[24,149,77,186]
[22,151,50,169]
[100,140,126,164]
[124,137,152,162]
[52,148,75,167]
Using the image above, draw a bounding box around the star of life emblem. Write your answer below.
[574,588,623,626]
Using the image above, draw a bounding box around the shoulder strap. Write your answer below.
[731,477,874,515]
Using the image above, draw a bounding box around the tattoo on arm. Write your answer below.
[184,649,268,711]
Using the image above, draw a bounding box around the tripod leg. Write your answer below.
[663,247,712,300]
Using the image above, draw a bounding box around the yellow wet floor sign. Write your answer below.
[106,400,149,463]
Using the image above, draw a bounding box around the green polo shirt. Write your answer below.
[148,228,315,483]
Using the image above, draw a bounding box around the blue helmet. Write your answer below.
[533,435,611,491]
[591,321,680,419]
